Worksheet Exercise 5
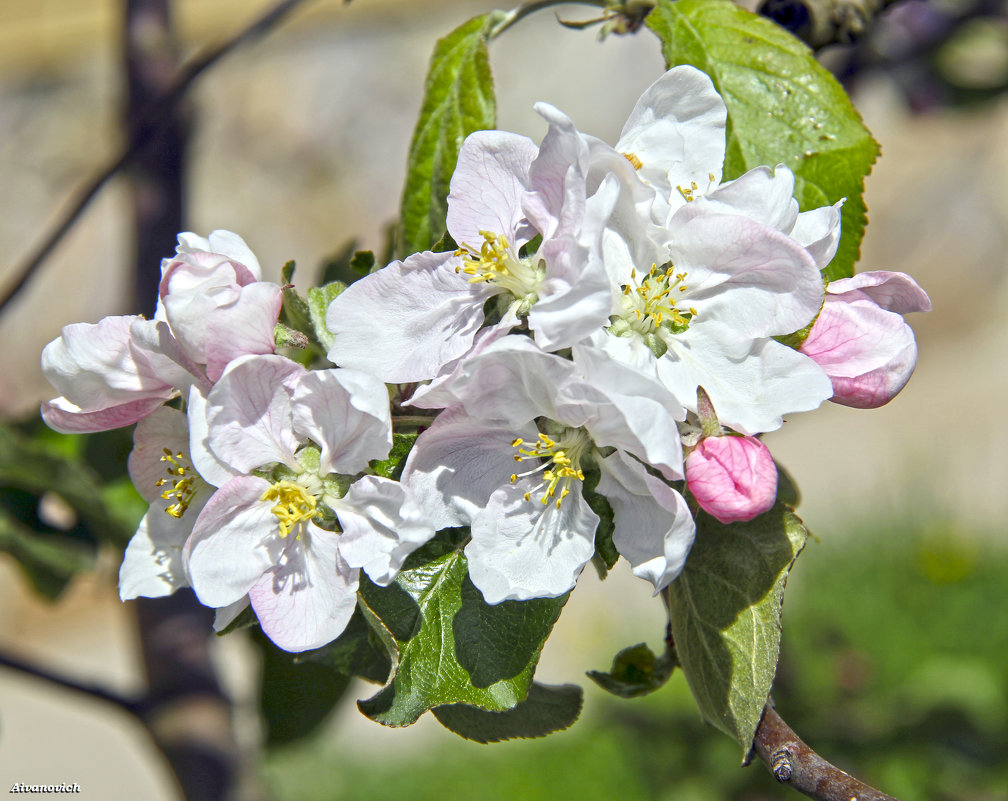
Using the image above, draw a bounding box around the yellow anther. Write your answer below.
[511,437,523,447]
[158,448,197,519]
[623,152,643,170]
[260,480,317,539]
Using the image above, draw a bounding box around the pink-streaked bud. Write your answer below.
[685,435,777,524]
[800,271,930,409]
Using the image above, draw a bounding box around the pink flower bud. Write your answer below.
[800,271,931,409]
[685,435,777,524]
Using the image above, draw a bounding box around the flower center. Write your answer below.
[456,231,545,316]
[260,479,318,539]
[609,264,698,357]
[157,448,198,519]
[509,428,591,509]
[676,172,718,203]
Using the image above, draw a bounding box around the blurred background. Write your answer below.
[0,0,1006,799]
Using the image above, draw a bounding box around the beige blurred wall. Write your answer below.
[1,1,1007,799]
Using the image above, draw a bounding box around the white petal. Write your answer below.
[185,475,283,608]
[186,385,239,489]
[205,354,305,473]
[249,524,358,652]
[334,476,434,586]
[202,281,283,382]
[119,510,194,600]
[292,369,391,475]
[692,165,799,233]
[325,250,491,383]
[401,406,533,529]
[596,450,695,591]
[447,130,538,248]
[206,230,263,280]
[466,480,598,603]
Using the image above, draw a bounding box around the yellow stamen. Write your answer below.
[157,448,197,519]
[260,480,317,539]
[623,152,643,170]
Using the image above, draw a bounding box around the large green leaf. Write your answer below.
[357,531,568,729]
[397,14,496,257]
[587,641,677,699]
[647,0,879,280]
[664,503,808,755]
[432,682,583,743]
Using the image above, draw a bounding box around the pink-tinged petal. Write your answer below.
[447,130,538,248]
[692,165,799,234]
[170,230,260,285]
[203,281,283,382]
[792,201,844,270]
[292,369,391,475]
[828,271,932,314]
[800,296,915,378]
[685,435,777,524]
[401,406,534,529]
[205,230,263,280]
[119,510,193,600]
[616,65,726,200]
[128,406,192,505]
[41,395,167,434]
[466,480,598,604]
[128,318,208,393]
[827,341,918,408]
[334,476,434,586]
[205,354,305,473]
[249,524,358,652]
[666,214,823,338]
[41,316,176,409]
[526,103,588,239]
[325,250,492,383]
[185,475,283,608]
[596,450,695,590]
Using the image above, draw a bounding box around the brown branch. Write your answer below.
[0,0,317,316]
[752,702,900,801]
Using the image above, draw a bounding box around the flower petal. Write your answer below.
[119,510,193,600]
[466,480,598,603]
[596,450,695,591]
[685,435,777,524]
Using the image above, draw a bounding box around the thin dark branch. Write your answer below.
[752,702,900,801]
[0,0,316,315]
[0,649,143,716]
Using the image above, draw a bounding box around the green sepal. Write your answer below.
[307,281,347,354]
[432,682,583,742]
[349,250,376,276]
[273,322,309,350]
[357,528,569,728]
[432,231,458,253]
[664,503,808,756]
[647,0,879,280]
[583,468,618,579]
[278,260,315,338]
[369,432,419,481]
[397,14,496,257]
[214,605,259,636]
[587,641,678,699]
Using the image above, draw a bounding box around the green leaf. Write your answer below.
[397,14,496,257]
[647,0,879,280]
[369,432,419,481]
[279,261,315,336]
[306,281,347,353]
[587,641,677,699]
[254,628,352,747]
[357,531,568,727]
[583,468,618,579]
[433,682,583,742]
[664,503,808,754]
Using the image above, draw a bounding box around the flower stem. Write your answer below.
[488,0,611,40]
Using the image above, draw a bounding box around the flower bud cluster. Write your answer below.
[41,67,929,648]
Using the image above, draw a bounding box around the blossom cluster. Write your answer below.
[41,67,929,652]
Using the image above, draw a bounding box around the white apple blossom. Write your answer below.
[41,231,281,433]
[401,336,694,604]
[324,106,615,384]
[183,354,433,652]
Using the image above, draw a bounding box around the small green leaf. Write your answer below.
[281,259,296,285]
[398,14,496,257]
[349,250,376,277]
[433,682,583,742]
[307,282,347,353]
[279,261,314,338]
[357,531,568,727]
[664,503,808,754]
[647,0,879,279]
[587,642,677,699]
[583,468,618,578]
[369,432,419,481]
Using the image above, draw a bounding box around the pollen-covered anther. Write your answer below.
[260,480,318,539]
[157,447,197,519]
[623,152,643,170]
[510,430,589,508]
